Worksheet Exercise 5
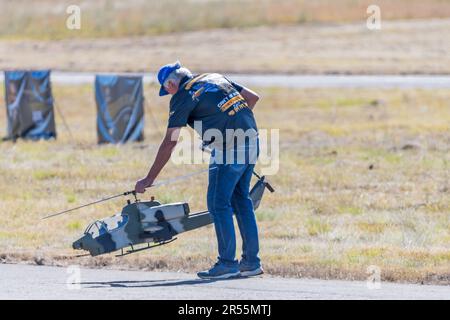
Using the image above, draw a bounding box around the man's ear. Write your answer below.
[167,80,178,93]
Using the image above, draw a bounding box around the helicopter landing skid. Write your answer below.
[115,238,178,257]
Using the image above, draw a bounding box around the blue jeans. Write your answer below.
[207,146,261,269]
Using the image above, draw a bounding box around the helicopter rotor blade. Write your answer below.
[41,167,216,220]
[41,191,135,220]
[150,167,216,188]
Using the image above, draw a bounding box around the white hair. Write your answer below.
[163,67,192,87]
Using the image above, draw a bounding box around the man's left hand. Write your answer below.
[135,177,154,194]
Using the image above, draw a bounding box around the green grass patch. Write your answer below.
[338,206,363,216]
[64,192,77,204]
[306,218,331,236]
[96,146,120,159]
[256,209,278,222]
[335,97,369,108]
[66,221,82,231]
[357,222,388,234]
[345,247,387,264]
[33,170,59,181]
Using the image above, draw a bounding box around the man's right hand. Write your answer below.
[134,177,154,194]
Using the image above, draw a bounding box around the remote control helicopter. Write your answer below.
[43,170,274,257]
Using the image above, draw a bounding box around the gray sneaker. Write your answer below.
[197,263,241,279]
[239,265,264,277]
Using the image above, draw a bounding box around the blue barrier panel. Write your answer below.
[95,75,144,144]
[4,70,56,141]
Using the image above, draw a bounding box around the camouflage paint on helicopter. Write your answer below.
[72,175,273,257]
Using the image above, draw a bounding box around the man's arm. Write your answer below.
[240,87,260,110]
[134,127,181,193]
[227,77,260,110]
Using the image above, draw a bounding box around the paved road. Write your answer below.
[2,72,450,88]
[0,264,449,300]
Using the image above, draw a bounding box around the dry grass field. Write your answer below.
[1,18,449,75]
[0,83,449,284]
[1,0,450,75]
[1,0,450,40]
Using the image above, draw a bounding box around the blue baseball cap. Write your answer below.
[157,61,182,96]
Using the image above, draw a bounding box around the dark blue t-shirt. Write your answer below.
[167,73,258,149]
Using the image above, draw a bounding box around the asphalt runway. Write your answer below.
[0,264,449,300]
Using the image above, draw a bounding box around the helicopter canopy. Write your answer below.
[84,214,129,237]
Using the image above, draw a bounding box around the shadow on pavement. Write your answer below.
[81,277,244,289]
